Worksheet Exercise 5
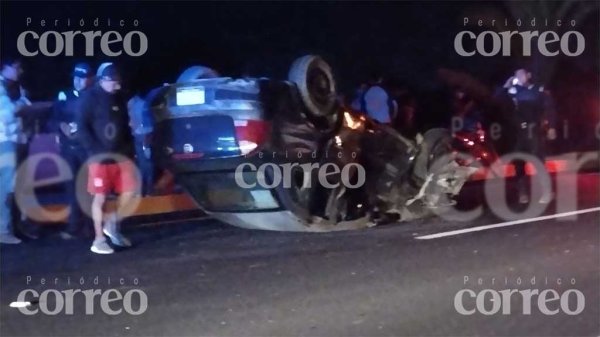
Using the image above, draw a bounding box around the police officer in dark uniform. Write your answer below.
[501,68,557,204]
[53,63,94,239]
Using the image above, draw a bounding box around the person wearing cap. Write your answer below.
[498,68,557,204]
[77,63,137,254]
[52,62,95,239]
[0,59,26,244]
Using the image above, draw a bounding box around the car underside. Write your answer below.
[151,56,477,231]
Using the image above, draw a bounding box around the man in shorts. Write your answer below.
[77,63,138,254]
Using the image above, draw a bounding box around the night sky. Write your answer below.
[1,1,597,94]
[1,1,599,151]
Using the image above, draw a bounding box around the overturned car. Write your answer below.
[150,55,475,232]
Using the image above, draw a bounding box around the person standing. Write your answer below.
[359,73,397,124]
[127,93,154,196]
[77,63,137,254]
[53,63,95,239]
[0,59,26,244]
[500,68,556,204]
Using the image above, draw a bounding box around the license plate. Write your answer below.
[176,86,205,106]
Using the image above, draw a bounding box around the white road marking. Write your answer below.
[415,207,600,240]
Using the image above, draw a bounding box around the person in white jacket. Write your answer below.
[0,59,26,244]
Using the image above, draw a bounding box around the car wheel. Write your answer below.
[176,65,219,83]
[412,128,453,184]
[288,55,338,125]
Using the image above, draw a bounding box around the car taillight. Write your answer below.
[234,119,270,155]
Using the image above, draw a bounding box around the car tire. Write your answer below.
[412,128,453,184]
[176,65,219,83]
[288,55,338,125]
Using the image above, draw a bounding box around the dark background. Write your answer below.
[1,0,599,151]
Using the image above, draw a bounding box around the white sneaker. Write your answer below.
[102,214,132,247]
[103,227,132,247]
[90,238,114,254]
[0,233,22,244]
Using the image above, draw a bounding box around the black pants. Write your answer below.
[135,138,154,196]
[512,125,547,194]
[63,145,91,234]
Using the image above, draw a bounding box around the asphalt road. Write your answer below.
[1,173,599,337]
